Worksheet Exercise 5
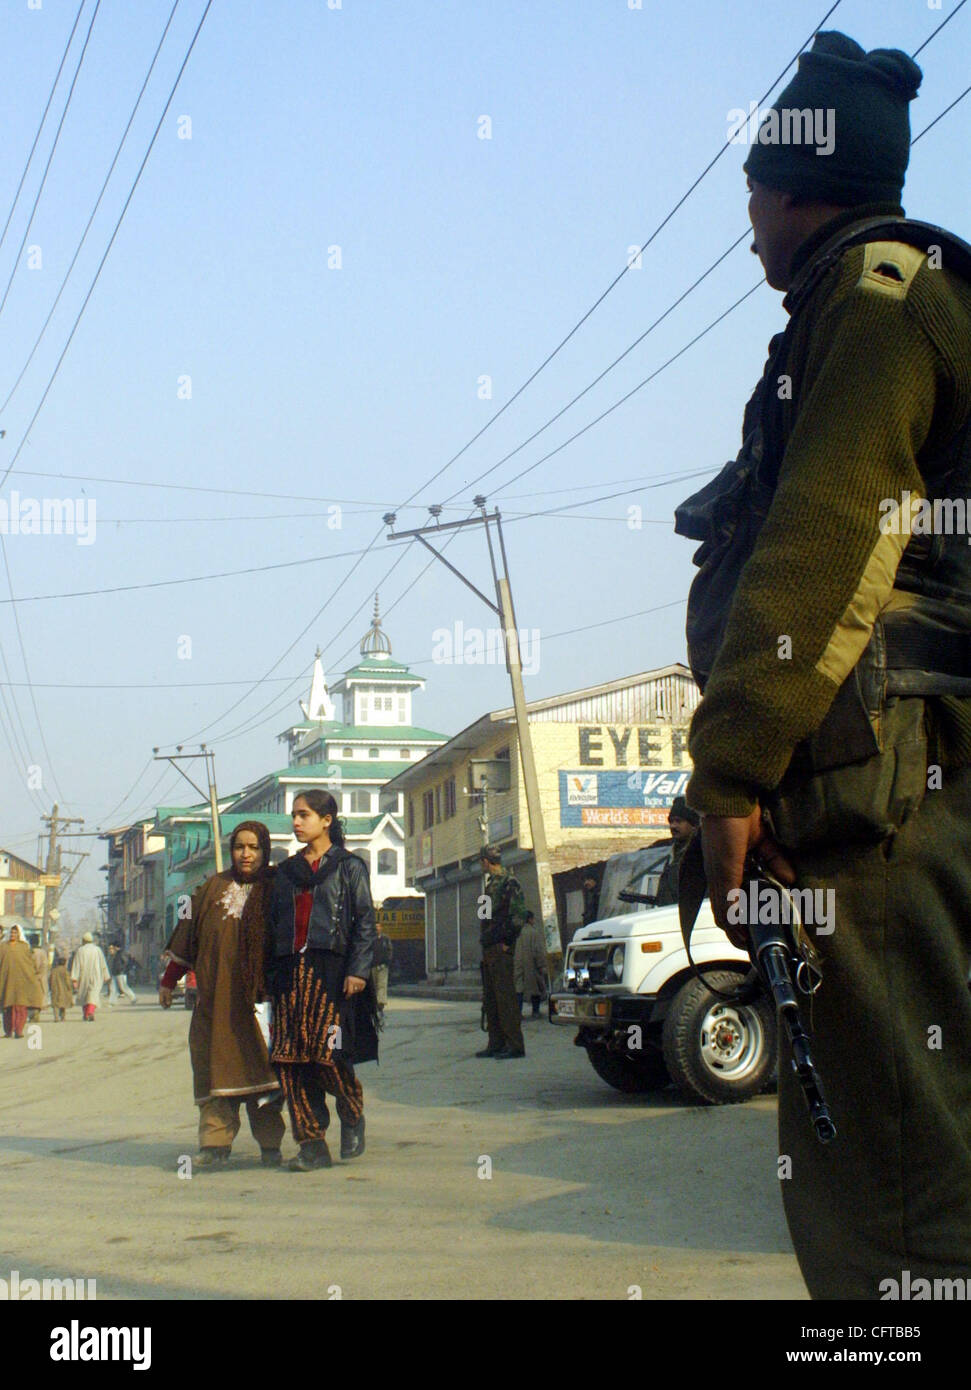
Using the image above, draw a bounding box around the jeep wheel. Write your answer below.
[662,973,776,1105]
[584,1040,669,1094]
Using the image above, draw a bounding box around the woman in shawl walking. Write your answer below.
[159,821,285,1169]
[269,790,378,1172]
[26,932,49,1021]
[49,952,74,1020]
[0,924,44,1037]
[70,932,110,1022]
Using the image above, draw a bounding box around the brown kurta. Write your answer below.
[0,941,44,1010]
[167,872,278,1106]
[31,947,49,1003]
[49,964,74,1011]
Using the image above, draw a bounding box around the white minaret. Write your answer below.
[299,648,336,722]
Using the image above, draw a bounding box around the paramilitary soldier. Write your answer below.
[476,845,528,1059]
[653,796,700,907]
[676,31,971,1299]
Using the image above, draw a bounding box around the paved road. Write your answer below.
[0,992,805,1300]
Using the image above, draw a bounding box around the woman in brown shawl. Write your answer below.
[159,821,285,1169]
[49,952,74,1020]
[0,924,44,1038]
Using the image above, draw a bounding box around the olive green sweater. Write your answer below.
[687,208,971,817]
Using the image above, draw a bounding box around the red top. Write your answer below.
[160,959,185,990]
[293,857,321,954]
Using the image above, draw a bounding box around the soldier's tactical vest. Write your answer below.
[676,219,971,849]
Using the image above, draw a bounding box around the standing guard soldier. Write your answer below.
[653,796,699,907]
[676,31,971,1298]
[475,846,527,1059]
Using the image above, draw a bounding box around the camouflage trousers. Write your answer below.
[779,765,971,1299]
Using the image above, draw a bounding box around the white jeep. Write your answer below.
[549,844,778,1104]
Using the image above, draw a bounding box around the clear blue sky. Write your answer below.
[0,0,968,915]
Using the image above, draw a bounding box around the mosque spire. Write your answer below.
[299,648,336,721]
[360,592,393,658]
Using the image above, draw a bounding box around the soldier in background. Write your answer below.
[372,921,393,1014]
[475,846,527,1060]
[514,910,548,1019]
[653,797,699,907]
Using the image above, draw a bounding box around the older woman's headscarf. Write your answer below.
[230,821,274,1004]
[229,820,272,878]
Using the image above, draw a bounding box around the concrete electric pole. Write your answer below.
[40,804,84,950]
[152,745,223,872]
[384,499,562,977]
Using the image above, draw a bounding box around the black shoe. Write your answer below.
[340,1116,365,1160]
[289,1141,333,1172]
[475,1046,502,1058]
[260,1148,283,1168]
[195,1147,231,1169]
[494,1047,526,1060]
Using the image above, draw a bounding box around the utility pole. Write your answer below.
[40,804,84,951]
[385,498,562,975]
[152,745,223,872]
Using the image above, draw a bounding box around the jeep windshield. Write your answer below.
[597,843,674,920]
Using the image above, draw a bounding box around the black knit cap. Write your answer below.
[743,31,922,205]
[669,796,700,828]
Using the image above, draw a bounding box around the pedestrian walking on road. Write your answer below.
[268,791,378,1173]
[160,821,285,1170]
[372,923,393,1014]
[514,910,547,1019]
[0,924,44,1037]
[71,933,110,1022]
[476,845,527,1059]
[108,945,137,1005]
[49,954,74,1020]
[26,932,49,1022]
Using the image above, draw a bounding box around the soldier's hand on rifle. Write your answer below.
[701,807,795,949]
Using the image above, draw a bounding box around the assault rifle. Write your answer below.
[676,835,836,1144]
[743,856,836,1145]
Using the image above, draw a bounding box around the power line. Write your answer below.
[394,0,844,512]
[0,540,376,605]
[95,755,155,827]
[913,0,968,56]
[3,469,454,508]
[490,281,764,496]
[0,1,86,256]
[0,0,102,323]
[912,81,971,145]
[185,535,420,747]
[0,0,214,492]
[2,0,182,413]
[113,0,964,755]
[206,522,473,749]
[0,1,213,824]
[441,229,752,505]
[0,537,63,802]
[439,0,965,514]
